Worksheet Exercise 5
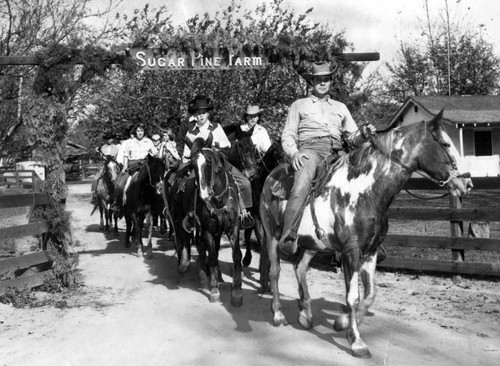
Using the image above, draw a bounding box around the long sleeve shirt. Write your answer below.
[123,137,158,164]
[281,94,359,159]
[183,120,231,161]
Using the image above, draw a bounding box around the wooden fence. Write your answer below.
[0,168,42,191]
[377,177,500,276]
[0,189,56,295]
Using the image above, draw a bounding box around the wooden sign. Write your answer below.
[130,48,268,71]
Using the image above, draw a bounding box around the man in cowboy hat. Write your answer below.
[240,105,272,155]
[279,61,376,255]
[180,94,255,230]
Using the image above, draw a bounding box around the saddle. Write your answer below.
[269,152,343,240]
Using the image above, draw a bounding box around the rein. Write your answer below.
[201,148,229,201]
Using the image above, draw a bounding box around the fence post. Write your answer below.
[449,194,465,282]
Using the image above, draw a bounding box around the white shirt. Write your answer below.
[241,123,272,154]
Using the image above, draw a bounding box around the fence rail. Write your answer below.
[0,169,41,191]
[377,177,500,276]
[0,192,54,295]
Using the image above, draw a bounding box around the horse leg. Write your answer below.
[113,211,119,236]
[229,225,243,307]
[176,226,191,273]
[242,228,253,267]
[196,232,209,288]
[98,203,105,231]
[159,213,166,234]
[124,214,132,248]
[357,252,378,324]
[334,248,371,359]
[145,211,154,260]
[204,231,221,303]
[294,249,315,329]
[268,235,286,326]
[258,228,271,293]
[103,203,108,232]
[131,212,142,255]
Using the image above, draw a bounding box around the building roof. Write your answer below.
[390,95,500,127]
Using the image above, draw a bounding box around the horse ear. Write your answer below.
[206,133,213,147]
[429,109,444,131]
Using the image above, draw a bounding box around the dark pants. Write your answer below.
[282,139,336,238]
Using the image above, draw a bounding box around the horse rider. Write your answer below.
[90,133,120,205]
[158,127,181,170]
[116,124,136,168]
[239,105,272,155]
[113,123,158,213]
[279,61,377,255]
[179,94,255,230]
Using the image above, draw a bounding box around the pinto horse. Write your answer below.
[91,158,120,233]
[190,137,243,306]
[259,111,472,358]
[123,154,166,259]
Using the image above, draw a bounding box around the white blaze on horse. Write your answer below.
[259,110,472,359]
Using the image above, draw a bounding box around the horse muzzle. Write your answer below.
[446,171,473,197]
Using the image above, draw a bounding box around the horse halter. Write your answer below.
[198,148,229,201]
[421,122,471,186]
[369,122,470,186]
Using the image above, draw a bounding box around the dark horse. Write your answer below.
[259,111,472,358]
[224,125,260,266]
[91,158,120,233]
[123,154,166,259]
[190,136,243,306]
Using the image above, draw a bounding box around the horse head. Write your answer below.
[104,158,120,183]
[395,110,473,197]
[138,154,166,194]
[191,136,227,203]
[224,125,259,179]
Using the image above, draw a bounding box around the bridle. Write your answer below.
[367,122,470,187]
[235,138,257,178]
[199,148,229,201]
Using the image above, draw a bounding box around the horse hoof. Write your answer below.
[178,263,189,273]
[273,312,288,327]
[230,294,243,308]
[298,311,313,329]
[352,347,372,359]
[124,241,131,249]
[145,250,153,260]
[99,225,104,231]
[209,292,220,303]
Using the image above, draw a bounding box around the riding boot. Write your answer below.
[278,195,307,256]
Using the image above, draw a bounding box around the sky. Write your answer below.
[97,0,500,75]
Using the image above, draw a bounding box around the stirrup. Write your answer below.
[240,212,255,229]
[182,212,200,233]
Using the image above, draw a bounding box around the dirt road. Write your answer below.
[1,182,499,365]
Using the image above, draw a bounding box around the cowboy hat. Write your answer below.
[243,105,265,117]
[301,61,335,84]
[188,94,214,113]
